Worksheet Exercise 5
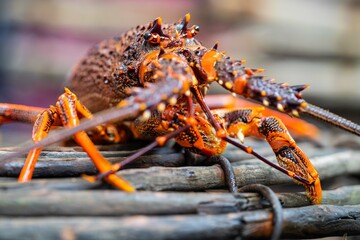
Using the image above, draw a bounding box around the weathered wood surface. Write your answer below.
[0,141,358,179]
[0,146,359,190]
[0,144,186,177]
[0,140,359,239]
[0,144,186,178]
[0,186,359,216]
[0,205,359,240]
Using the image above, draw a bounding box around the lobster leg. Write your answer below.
[0,103,44,124]
[18,88,135,192]
[0,102,124,144]
[192,86,321,204]
[18,106,58,181]
[204,94,319,139]
[219,108,322,204]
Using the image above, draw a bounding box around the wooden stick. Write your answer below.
[0,140,316,177]
[0,186,359,216]
[0,146,186,177]
[0,150,359,192]
[116,150,360,191]
[282,205,360,238]
[0,190,245,216]
[0,205,359,239]
[0,147,358,185]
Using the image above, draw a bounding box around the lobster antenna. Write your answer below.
[302,103,360,136]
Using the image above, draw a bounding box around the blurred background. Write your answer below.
[0,0,359,145]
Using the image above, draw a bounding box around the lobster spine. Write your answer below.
[213,57,308,116]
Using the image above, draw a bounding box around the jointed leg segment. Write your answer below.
[0,103,44,124]
[18,88,135,191]
[192,86,321,204]
[18,106,58,181]
[222,109,322,204]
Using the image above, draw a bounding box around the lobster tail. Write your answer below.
[303,103,360,136]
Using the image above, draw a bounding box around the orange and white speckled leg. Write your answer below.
[0,103,45,124]
[219,108,322,204]
[18,88,135,192]
[257,115,321,204]
[192,86,321,204]
[204,94,319,140]
[18,105,58,181]
[0,102,124,144]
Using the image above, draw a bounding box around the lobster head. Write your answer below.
[143,13,200,48]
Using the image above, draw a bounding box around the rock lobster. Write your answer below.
[1,14,359,206]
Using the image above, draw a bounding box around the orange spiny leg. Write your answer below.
[257,116,321,204]
[0,103,46,124]
[175,112,228,156]
[221,108,322,204]
[17,89,135,191]
[70,89,124,144]
[204,94,319,140]
[55,89,135,192]
[192,86,321,204]
[0,103,56,181]
[18,106,58,182]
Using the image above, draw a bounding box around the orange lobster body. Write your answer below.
[68,15,322,202]
[2,14,360,205]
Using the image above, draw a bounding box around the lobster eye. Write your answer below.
[143,32,152,40]
[194,25,200,33]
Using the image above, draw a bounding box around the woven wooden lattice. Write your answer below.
[0,134,359,239]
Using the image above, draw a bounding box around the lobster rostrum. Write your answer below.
[1,14,360,205]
